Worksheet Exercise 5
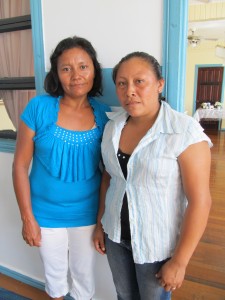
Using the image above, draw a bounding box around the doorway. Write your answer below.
[196,66,224,131]
[196,66,224,109]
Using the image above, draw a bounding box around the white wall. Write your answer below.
[0,152,44,281]
[0,1,163,299]
[42,0,163,70]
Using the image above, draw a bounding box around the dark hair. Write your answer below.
[112,51,164,101]
[44,36,103,97]
[112,52,163,83]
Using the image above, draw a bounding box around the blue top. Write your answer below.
[21,94,110,228]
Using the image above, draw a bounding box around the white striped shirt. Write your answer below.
[101,101,212,264]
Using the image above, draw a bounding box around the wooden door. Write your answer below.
[196,67,224,131]
[196,67,224,108]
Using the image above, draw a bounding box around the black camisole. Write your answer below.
[117,148,131,240]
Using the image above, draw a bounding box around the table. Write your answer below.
[193,108,225,122]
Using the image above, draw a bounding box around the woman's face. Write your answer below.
[57,47,95,99]
[115,57,164,117]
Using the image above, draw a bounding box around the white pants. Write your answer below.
[39,225,96,300]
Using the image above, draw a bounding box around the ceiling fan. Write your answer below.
[188,29,201,47]
[187,28,218,47]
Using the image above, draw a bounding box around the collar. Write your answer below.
[107,101,184,134]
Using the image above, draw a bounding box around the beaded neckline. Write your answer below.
[117,148,131,159]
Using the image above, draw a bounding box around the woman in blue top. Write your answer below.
[13,36,110,300]
[93,52,212,300]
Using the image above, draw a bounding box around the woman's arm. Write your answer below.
[156,141,212,291]
[12,121,41,247]
[93,169,111,254]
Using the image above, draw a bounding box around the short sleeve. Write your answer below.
[20,96,39,131]
[176,118,213,157]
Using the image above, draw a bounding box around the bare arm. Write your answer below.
[156,141,212,291]
[12,121,41,247]
[93,169,111,254]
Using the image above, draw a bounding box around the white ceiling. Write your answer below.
[189,1,225,41]
[188,19,225,40]
[190,0,224,4]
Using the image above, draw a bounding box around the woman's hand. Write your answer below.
[93,169,110,255]
[93,223,106,255]
[155,258,186,292]
[22,217,41,247]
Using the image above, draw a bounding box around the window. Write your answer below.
[0,0,36,141]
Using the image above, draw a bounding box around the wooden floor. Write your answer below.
[173,130,225,300]
[0,273,49,300]
[0,131,225,300]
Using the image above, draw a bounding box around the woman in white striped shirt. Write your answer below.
[93,52,212,300]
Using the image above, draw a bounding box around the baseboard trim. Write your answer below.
[0,265,73,299]
[0,265,44,290]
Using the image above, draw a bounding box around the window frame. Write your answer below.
[0,77,35,90]
[0,0,44,152]
[0,15,35,90]
[0,15,31,33]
